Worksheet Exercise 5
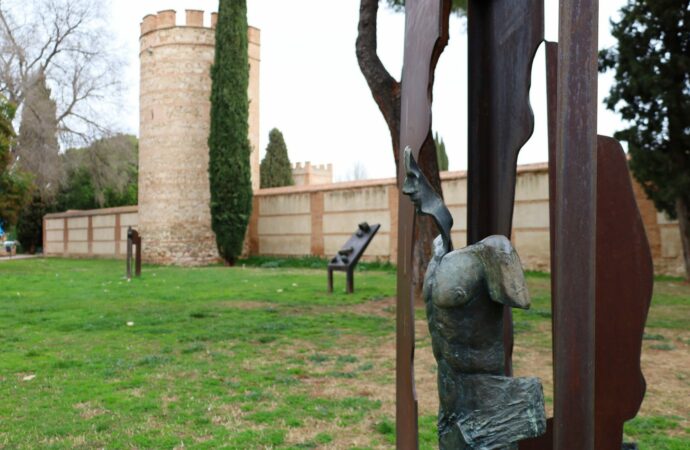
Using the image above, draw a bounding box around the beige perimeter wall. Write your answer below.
[249,164,686,276]
[43,206,138,259]
[43,165,685,276]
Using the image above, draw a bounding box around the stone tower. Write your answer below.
[138,10,260,265]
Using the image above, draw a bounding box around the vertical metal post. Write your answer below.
[134,233,142,277]
[554,1,598,449]
[126,226,133,280]
[396,1,449,446]
[466,0,544,376]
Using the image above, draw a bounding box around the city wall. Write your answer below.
[43,206,138,258]
[43,165,685,276]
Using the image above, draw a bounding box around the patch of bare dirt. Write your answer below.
[231,297,689,447]
[73,401,108,419]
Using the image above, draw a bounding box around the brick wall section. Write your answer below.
[310,192,324,255]
[137,10,260,266]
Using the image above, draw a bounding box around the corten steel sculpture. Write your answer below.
[519,42,653,450]
[395,1,450,447]
[327,222,381,294]
[467,0,545,377]
[396,0,653,448]
[404,148,546,449]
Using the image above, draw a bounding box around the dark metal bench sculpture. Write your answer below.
[327,222,380,294]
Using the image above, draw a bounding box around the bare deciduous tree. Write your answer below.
[341,161,369,182]
[0,0,124,147]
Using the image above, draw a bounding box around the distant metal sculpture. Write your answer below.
[404,148,546,449]
[126,227,141,279]
[327,222,380,294]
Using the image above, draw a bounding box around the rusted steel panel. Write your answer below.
[397,1,450,447]
[553,1,599,448]
[467,0,544,376]
[522,44,652,450]
[519,40,558,450]
[594,136,653,449]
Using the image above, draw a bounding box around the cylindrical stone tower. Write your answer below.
[138,10,261,265]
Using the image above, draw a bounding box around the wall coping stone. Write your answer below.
[255,162,550,197]
[45,205,138,219]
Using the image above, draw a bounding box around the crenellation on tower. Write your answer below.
[185,10,204,27]
[291,162,333,186]
[156,10,176,28]
[140,14,158,35]
[138,9,260,266]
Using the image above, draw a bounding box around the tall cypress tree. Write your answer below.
[434,131,449,171]
[260,128,294,188]
[208,0,253,265]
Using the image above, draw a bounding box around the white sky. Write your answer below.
[111,0,626,181]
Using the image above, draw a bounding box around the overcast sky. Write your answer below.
[111,1,627,181]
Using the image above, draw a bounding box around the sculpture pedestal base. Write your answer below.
[439,375,546,450]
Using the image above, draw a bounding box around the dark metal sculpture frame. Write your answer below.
[126,227,142,279]
[327,222,380,294]
[396,1,653,449]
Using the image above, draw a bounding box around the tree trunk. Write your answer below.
[676,197,690,281]
[356,0,444,303]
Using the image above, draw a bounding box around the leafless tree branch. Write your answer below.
[0,0,125,146]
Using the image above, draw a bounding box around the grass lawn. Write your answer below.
[0,258,688,449]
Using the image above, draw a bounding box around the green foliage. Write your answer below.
[56,167,98,210]
[386,0,467,14]
[208,0,253,265]
[434,131,449,171]
[0,96,33,229]
[260,128,294,188]
[599,1,689,221]
[58,134,138,211]
[16,193,55,253]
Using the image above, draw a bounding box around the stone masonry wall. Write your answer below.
[138,10,260,266]
[43,165,684,276]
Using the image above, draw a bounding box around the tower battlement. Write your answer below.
[292,162,334,186]
[140,9,218,35]
[140,10,260,56]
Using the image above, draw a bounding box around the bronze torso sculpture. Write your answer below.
[403,148,546,449]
